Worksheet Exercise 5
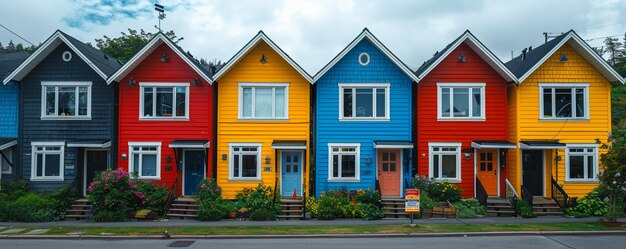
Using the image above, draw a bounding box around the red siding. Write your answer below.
[118,44,214,196]
[416,42,509,198]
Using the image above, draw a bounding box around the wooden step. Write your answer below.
[280,209,303,213]
[169,208,198,213]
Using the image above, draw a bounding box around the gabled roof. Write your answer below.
[313,28,419,82]
[212,31,313,83]
[415,30,517,82]
[0,51,30,80]
[505,30,625,84]
[3,30,121,84]
[107,32,213,85]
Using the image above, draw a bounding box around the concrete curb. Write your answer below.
[1,230,625,240]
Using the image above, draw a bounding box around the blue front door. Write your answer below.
[184,150,205,196]
[281,151,302,197]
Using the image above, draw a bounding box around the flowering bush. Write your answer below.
[428,181,462,202]
[236,184,280,214]
[198,178,222,202]
[412,175,435,193]
[567,190,609,217]
[316,190,350,220]
[197,178,227,221]
[355,188,381,206]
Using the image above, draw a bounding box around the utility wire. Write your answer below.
[585,33,624,42]
[0,23,35,46]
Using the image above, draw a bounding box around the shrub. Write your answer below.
[357,203,384,220]
[197,200,227,221]
[452,199,487,218]
[249,207,278,221]
[428,182,462,202]
[198,178,222,203]
[0,180,29,201]
[419,194,439,210]
[91,210,128,222]
[565,210,591,218]
[569,190,609,217]
[133,180,168,212]
[236,184,280,214]
[355,188,381,206]
[412,175,435,194]
[316,190,351,220]
[305,196,318,217]
[2,193,62,222]
[516,200,537,218]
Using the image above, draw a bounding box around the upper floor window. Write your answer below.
[339,83,389,120]
[41,82,91,119]
[437,83,485,120]
[540,83,589,119]
[239,83,288,119]
[140,83,189,120]
[566,145,598,181]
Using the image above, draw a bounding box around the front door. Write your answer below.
[477,149,498,196]
[281,151,302,197]
[522,150,544,196]
[84,150,109,196]
[184,150,205,196]
[377,149,401,197]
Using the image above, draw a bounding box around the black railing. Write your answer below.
[162,173,179,217]
[375,179,381,192]
[551,178,569,211]
[475,177,488,206]
[57,176,79,211]
[521,185,534,207]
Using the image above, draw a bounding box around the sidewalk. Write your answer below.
[1,216,622,227]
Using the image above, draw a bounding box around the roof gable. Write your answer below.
[107,33,213,85]
[0,51,29,80]
[212,31,312,83]
[3,30,121,84]
[314,28,419,82]
[416,30,516,82]
[505,30,624,84]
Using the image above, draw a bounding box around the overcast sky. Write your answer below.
[1,0,625,73]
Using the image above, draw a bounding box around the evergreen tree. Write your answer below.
[95,29,183,64]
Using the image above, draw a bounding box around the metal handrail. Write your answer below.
[521,185,534,207]
[162,171,180,216]
[551,178,569,211]
[57,176,79,211]
[475,177,488,206]
[505,179,519,214]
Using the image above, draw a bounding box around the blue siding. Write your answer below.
[315,39,413,196]
[0,82,18,137]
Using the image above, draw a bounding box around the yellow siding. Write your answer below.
[216,41,311,199]
[506,83,521,191]
[510,44,612,198]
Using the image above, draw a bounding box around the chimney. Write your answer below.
[521,48,527,61]
[528,46,533,52]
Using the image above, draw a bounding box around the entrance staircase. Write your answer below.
[382,198,409,219]
[279,198,303,220]
[486,197,516,217]
[166,197,198,219]
[532,198,563,216]
[64,198,93,220]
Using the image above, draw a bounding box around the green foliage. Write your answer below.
[197,201,227,221]
[198,178,222,202]
[412,175,435,193]
[316,190,352,220]
[0,184,77,222]
[305,196,318,216]
[249,208,278,221]
[91,210,128,222]
[134,180,168,212]
[0,180,30,201]
[94,29,182,63]
[568,190,609,217]
[428,181,462,202]
[597,132,626,222]
[419,194,439,210]
[452,199,487,218]
[236,184,280,214]
[312,190,385,220]
[354,188,381,206]
[357,203,384,220]
[565,210,591,218]
[516,200,537,218]
[0,40,38,54]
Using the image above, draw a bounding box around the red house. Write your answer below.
[107,33,214,196]
[415,31,517,198]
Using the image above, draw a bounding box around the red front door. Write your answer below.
[378,149,401,197]
[477,150,498,196]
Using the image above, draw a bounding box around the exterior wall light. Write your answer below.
[121,153,127,160]
[221,154,227,160]
[364,157,371,164]
[192,77,201,86]
[260,54,267,63]
[459,53,466,62]
[560,54,568,62]
[265,156,271,164]
[128,78,136,87]
[463,148,473,160]
[161,54,169,62]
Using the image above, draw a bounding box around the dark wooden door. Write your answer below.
[522,150,543,196]
[85,150,109,196]
[184,150,205,196]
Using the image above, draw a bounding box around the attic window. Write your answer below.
[358,52,370,66]
[62,51,72,62]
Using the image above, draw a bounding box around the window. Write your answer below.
[437,83,485,119]
[1,148,12,174]
[339,84,389,120]
[41,82,91,119]
[31,142,65,181]
[140,83,189,119]
[566,145,598,181]
[229,143,262,180]
[540,84,589,119]
[238,83,288,119]
[328,143,360,181]
[358,52,370,66]
[429,143,461,182]
[128,142,161,179]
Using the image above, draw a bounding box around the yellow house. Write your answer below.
[505,30,624,206]
[212,31,313,199]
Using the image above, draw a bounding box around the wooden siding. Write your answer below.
[0,82,18,138]
[217,41,310,199]
[117,43,214,195]
[19,43,117,192]
[315,39,414,197]
[506,83,520,194]
[416,42,509,198]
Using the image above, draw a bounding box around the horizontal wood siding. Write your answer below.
[118,44,214,195]
[315,39,413,197]
[416,42,509,198]
[217,41,310,199]
[0,83,18,137]
[506,83,520,194]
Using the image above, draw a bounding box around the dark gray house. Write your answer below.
[2,30,121,194]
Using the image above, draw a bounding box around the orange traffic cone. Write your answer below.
[293,188,297,199]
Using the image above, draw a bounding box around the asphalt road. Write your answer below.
[1,235,624,249]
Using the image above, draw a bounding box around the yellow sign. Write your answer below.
[405,189,420,213]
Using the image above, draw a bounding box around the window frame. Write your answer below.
[30,141,65,181]
[338,83,390,121]
[437,83,486,121]
[40,81,92,120]
[539,83,590,120]
[327,143,361,182]
[428,142,462,182]
[228,143,262,181]
[1,147,13,174]
[128,142,162,180]
[238,83,289,120]
[139,82,190,120]
[565,144,599,182]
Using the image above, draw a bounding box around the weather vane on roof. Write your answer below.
[154,3,166,32]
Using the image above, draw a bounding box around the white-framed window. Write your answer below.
[140,83,190,120]
[31,142,65,181]
[428,143,461,182]
[539,83,589,119]
[328,143,360,181]
[358,52,370,66]
[338,83,390,120]
[229,143,262,180]
[437,83,485,120]
[238,83,289,120]
[565,144,598,181]
[1,148,13,174]
[128,142,161,179]
[41,82,92,119]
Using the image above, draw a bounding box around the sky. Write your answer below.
[1,0,626,74]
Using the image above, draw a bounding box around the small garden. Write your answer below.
[0,180,77,222]
[412,175,486,218]
[305,188,384,220]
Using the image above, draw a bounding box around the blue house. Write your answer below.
[2,30,121,194]
[313,28,419,198]
[0,51,30,182]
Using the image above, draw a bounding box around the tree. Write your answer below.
[597,134,626,222]
[95,29,183,64]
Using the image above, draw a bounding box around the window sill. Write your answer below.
[539,118,590,122]
[133,177,161,180]
[30,178,64,182]
[328,178,361,183]
[228,178,262,182]
[238,118,289,121]
[437,118,485,122]
[339,118,389,122]
[434,179,461,184]
[565,180,599,184]
[41,116,91,121]
[2,172,13,175]
[139,117,189,121]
